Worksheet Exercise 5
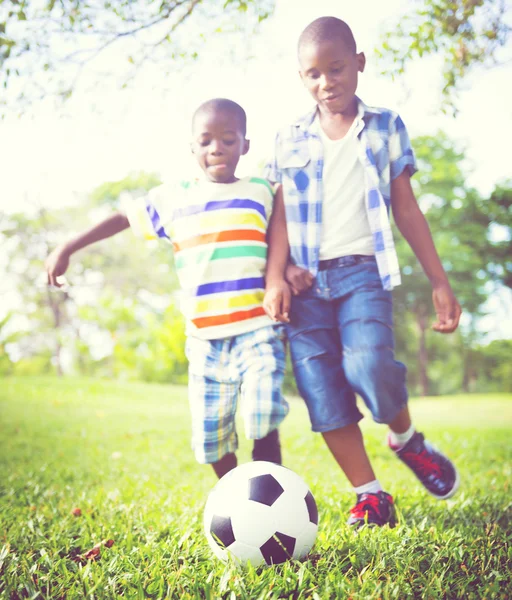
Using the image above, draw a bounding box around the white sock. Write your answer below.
[389,423,416,449]
[353,479,382,495]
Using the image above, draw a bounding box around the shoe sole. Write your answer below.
[347,516,396,529]
[349,521,396,530]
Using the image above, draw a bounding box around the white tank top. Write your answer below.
[316,116,374,260]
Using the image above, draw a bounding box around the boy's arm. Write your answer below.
[263,185,291,323]
[391,172,462,333]
[264,134,314,296]
[46,213,130,287]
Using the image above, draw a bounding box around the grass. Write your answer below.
[0,377,511,599]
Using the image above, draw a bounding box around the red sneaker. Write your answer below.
[347,491,396,528]
[389,431,459,500]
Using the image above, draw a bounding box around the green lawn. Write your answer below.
[1,377,511,599]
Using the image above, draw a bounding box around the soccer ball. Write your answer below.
[203,461,318,566]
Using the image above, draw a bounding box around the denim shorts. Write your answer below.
[185,325,288,464]
[286,255,408,432]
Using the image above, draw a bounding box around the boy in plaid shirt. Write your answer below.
[265,17,462,526]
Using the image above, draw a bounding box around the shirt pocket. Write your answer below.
[278,143,312,193]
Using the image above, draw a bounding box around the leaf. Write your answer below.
[73,538,115,563]
[83,546,101,561]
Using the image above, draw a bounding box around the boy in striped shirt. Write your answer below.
[45,98,291,479]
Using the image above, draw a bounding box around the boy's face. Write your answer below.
[191,110,249,183]
[299,40,365,115]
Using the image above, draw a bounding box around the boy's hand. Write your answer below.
[45,246,70,287]
[432,282,462,333]
[285,264,314,296]
[264,281,291,323]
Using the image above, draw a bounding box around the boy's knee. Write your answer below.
[344,346,406,396]
[243,395,289,433]
[344,346,407,423]
[344,346,389,383]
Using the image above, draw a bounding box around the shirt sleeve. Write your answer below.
[388,114,418,181]
[120,184,172,241]
[266,181,280,220]
[263,133,282,185]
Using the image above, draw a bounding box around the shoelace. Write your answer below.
[350,494,382,519]
[402,449,443,478]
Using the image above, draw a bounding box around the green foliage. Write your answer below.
[471,339,512,392]
[11,352,55,377]
[110,302,188,384]
[71,173,187,383]
[0,312,14,376]
[0,0,276,115]
[1,170,181,380]
[393,139,511,396]
[1,377,511,598]
[393,132,494,395]
[376,0,510,113]
[282,352,298,395]
[140,304,188,383]
[1,140,510,395]
[400,132,490,314]
[0,206,75,375]
[90,172,162,208]
[484,181,512,288]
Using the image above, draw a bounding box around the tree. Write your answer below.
[470,339,512,391]
[393,132,491,395]
[481,182,512,289]
[376,0,510,113]
[1,208,75,375]
[0,0,275,115]
[0,171,180,376]
[0,312,16,375]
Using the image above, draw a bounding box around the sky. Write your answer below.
[0,0,511,338]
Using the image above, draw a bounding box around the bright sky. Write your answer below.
[0,0,511,338]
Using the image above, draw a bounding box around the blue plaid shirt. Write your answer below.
[264,98,417,291]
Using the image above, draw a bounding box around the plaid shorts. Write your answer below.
[185,325,288,464]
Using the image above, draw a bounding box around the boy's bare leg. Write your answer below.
[322,423,376,487]
[323,423,396,527]
[212,452,237,479]
[388,406,412,434]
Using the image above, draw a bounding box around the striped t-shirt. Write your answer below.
[124,176,276,340]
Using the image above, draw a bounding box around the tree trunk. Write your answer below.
[46,287,65,377]
[462,353,470,393]
[416,307,429,396]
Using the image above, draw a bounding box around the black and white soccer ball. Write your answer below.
[203,461,318,566]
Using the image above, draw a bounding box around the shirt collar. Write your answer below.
[294,97,383,132]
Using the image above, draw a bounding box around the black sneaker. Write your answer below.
[389,431,460,500]
[252,428,281,464]
[347,491,396,528]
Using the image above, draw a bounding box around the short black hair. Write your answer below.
[192,98,247,136]
[298,17,357,55]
